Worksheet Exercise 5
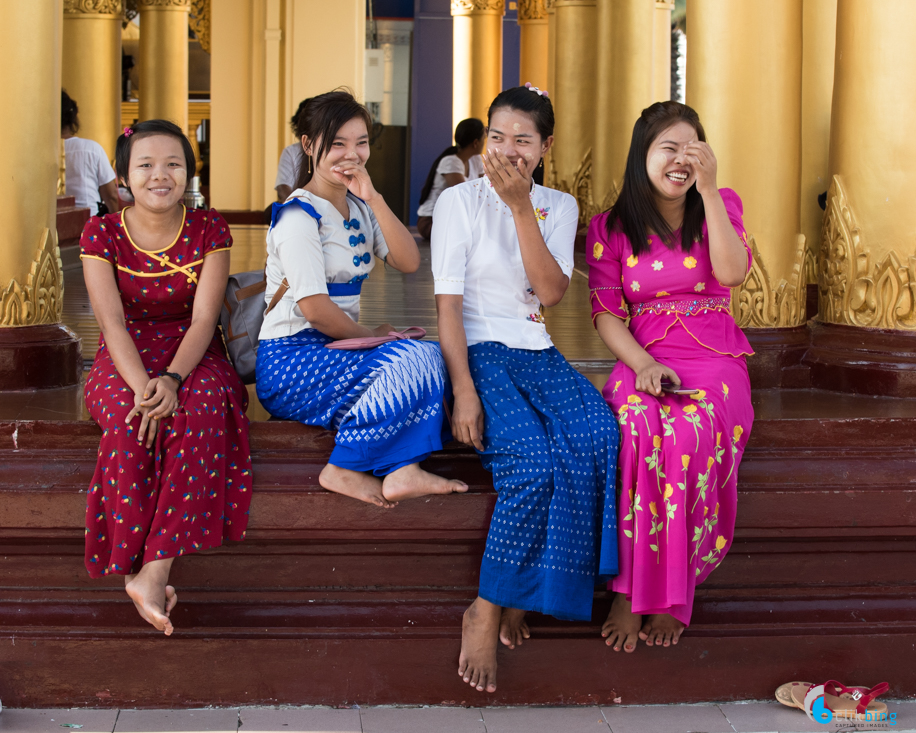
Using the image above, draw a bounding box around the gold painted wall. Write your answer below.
[800,0,836,284]
[62,1,123,161]
[689,0,807,329]
[819,0,916,330]
[0,1,64,327]
[210,0,365,210]
[139,0,190,130]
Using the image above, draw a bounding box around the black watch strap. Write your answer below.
[159,370,184,389]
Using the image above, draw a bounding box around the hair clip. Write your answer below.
[524,82,548,98]
[123,127,133,137]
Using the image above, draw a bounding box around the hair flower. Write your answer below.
[524,82,548,98]
[123,127,133,137]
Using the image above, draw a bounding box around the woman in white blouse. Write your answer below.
[432,86,620,693]
[257,90,467,508]
[415,118,485,240]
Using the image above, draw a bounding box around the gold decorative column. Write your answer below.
[451,0,505,132]
[819,0,916,332]
[138,0,190,130]
[518,0,548,88]
[546,0,556,94]
[653,1,673,103]
[591,0,655,220]
[688,0,806,330]
[801,0,836,285]
[0,0,81,389]
[62,0,123,161]
[549,0,596,217]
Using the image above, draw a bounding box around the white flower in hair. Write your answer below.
[524,82,549,98]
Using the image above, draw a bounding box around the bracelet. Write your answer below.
[158,370,184,390]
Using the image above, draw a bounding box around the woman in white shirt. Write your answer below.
[432,86,620,693]
[61,90,120,216]
[416,118,485,240]
[257,90,467,509]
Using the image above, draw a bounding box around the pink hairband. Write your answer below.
[123,127,133,137]
[525,82,548,98]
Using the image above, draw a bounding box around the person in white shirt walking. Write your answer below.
[432,85,620,695]
[61,90,120,217]
[416,118,485,240]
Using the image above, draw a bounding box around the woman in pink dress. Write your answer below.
[587,101,754,651]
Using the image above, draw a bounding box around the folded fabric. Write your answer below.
[325,327,427,350]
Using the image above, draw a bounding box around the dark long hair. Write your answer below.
[115,119,196,193]
[293,89,372,189]
[61,90,79,133]
[418,117,485,206]
[605,101,706,256]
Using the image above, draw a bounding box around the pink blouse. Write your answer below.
[587,188,753,359]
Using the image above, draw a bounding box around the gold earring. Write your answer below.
[308,155,312,174]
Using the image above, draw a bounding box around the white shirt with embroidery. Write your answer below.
[430,177,578,351]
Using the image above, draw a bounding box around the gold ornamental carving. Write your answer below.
[137,0,190,7]
[451,0,505,15]
[547,148,615,227]
[819,175,916,330]
[518,0,547,20]
[189,0,210,53]
[1,229,64,327]
[64,0,123,14]
[730,233,807,328]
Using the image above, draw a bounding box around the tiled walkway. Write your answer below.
[1,702,912,733]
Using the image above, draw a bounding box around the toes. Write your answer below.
[164,586,178,615]
[521,623,530,639]
[623,633,639,653]
[458,656,468,677]
[638,628,650,642]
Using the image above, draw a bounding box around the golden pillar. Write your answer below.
[653,1,673,102]
[138,0,190,130]
[688,0,806,329]
[546,0,556,94]
[818,0,916,332]
[451,0,505,132]
[62,0,123,161]
[591,0,654,218]
[550,0,596,211]
[518,0,548,89]
[0,0,81,389]
[801,0,836,285]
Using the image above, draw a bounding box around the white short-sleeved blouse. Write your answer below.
[259,189,389,340]
[416,154,484,217]
[431,177,578,351]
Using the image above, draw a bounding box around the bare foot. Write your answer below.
[601,593,642,652]
[124,558,175,635]
[381,462,468,502]
[499,607,530,649]
[319,463,396,508]
[458,597,500,693]
[639,613,686,647]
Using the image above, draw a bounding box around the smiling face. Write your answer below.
[486,108,552,176]
[125,134,188,212]
[646,120,699,202]
[304,116,370,185]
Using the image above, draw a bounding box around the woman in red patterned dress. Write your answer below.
[80,120,252,635]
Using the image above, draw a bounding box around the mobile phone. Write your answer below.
[660,381,700,396]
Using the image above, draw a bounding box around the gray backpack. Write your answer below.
[219,272,288,385]
[219,197,320,383]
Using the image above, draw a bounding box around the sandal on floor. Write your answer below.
[775,681,812,708]
[790,680,890,721]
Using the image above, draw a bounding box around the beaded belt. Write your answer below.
[629,295,731,318]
